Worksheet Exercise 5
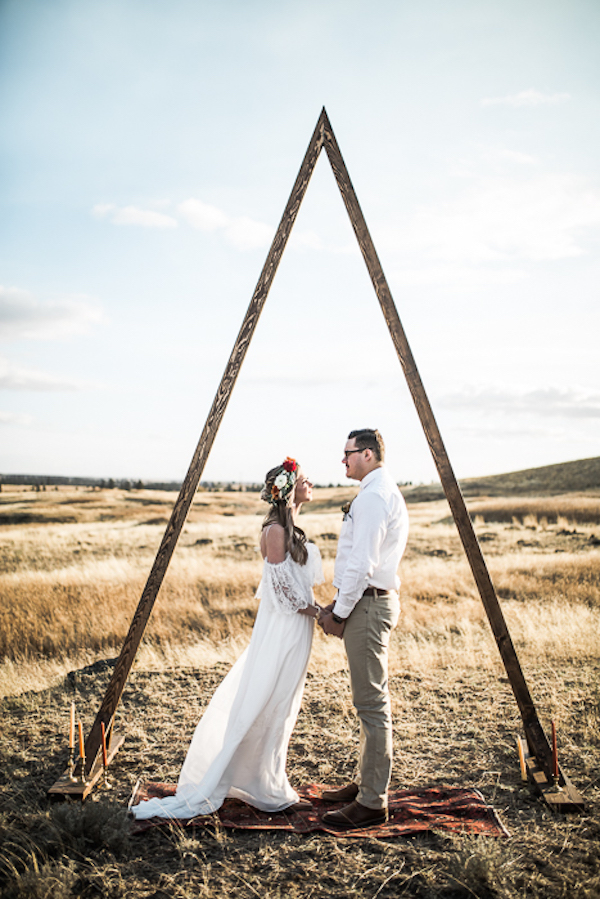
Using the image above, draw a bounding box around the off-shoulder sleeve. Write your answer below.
[259,556,311,614]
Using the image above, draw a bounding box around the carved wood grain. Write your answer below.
[81,106,557,786]
[83,111,327,772]
[321,110,554,773]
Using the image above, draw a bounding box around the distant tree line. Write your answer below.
[0,474,416,493]
[0,474,265,492]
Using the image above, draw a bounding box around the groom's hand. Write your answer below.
[318,611,345,639]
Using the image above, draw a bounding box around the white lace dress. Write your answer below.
[131,542,324,821]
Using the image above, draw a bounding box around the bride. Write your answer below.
[130,457,323,820]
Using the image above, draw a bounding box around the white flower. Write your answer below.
[274,473,288,490]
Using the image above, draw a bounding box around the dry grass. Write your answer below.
[0,485,599,897]
[2,487,599,681]
[462,494,600,525]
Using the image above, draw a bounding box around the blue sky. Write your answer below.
[1,0,599,486]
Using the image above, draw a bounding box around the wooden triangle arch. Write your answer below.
[50,108,583,810]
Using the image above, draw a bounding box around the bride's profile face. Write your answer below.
[294,471,313,504]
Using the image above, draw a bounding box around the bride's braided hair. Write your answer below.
[261,461,308,565]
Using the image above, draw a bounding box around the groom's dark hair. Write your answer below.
[348,428,385,462]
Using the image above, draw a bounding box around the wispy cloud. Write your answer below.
[480,89,571,108]
[451,421,562,440]
[225,216,274,250]
[0,287,103,341]
[178,198,274,250]
[288,229,356,255]
[92,204,178,228]
[384,169,600,272]
[177,198,229,231]
[94,197,276,249]
[0,357,85,391]
[390,262,526,289]
[0,410,33,426]
[480,147,537,166]
[438,386,600,419]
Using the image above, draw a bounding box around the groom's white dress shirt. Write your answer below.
[332,466,409,620]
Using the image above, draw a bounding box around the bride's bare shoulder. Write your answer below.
[260,523,287,563]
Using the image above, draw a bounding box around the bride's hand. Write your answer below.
[318,611,345,639]
[298,604,321,618]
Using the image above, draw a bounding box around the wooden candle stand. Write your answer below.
[49,732,125,800]
[516,735,584,813]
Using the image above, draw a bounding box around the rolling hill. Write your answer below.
[403,456,600,502]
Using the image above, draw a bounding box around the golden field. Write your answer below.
[1,484,599,692]
[0,482,599,898]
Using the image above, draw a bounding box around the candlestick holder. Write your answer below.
[101,761,112,790]
[67,745,77,781]
[78,752,87,785]
[548,771,562,792]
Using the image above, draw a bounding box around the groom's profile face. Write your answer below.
[342,438,368,481]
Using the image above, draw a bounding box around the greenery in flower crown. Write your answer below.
[269,457,298,505]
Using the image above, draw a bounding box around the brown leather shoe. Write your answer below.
[285,799,313,811]
[321,783,359,803]
[322,800,388,829]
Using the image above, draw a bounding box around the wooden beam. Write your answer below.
[52,107,582,809]
[75,111,327,780]
[320,110,563,786]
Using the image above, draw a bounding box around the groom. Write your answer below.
[318,428,409,829]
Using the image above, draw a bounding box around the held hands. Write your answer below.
[318,609,345,639]
[298,601,346,638]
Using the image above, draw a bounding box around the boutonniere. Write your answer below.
[341,500,354,521]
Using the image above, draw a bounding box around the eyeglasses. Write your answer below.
[343,449,365,459]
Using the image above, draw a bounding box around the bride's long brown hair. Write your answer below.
[261,465,308,565]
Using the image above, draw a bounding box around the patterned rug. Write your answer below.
[130,783,509,838]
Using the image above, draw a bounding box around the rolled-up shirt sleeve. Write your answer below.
[333,492,388,618]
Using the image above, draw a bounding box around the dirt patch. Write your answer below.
[0,659,598,898]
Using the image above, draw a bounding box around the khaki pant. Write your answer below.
[343,591,400,810]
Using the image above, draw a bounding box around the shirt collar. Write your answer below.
[359,466,385,491]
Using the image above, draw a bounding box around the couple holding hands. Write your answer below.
[131,428,409,830]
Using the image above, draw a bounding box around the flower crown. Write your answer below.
[268,457,298,505]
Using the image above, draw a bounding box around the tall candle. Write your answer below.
[551,720,559,779]
[69,702,75,750]
[517,738,527,782]
[101,722,108,768]
[78,720,85,759]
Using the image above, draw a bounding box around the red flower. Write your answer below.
[283,457,297,473]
